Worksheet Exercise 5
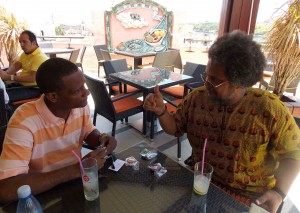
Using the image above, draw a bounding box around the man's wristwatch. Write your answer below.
[98,133,108,147]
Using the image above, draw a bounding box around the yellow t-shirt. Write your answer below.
[174,87,300,195]
[17,47,48,86]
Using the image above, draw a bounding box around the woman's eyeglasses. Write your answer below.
[201,73,228,88]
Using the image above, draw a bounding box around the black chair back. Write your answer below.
[84,74,116,123]
[103,59,129,76]
[6,86,42,116]
[103,59,129,94]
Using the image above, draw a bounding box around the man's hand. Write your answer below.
[255,190,282,213]
[0,70,9,81]
[99,135,117,154]
[143,85,165,115]
[84,147,107,169]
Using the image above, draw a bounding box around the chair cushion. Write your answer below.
[162,86,184,99]
[166,99,182,113]
[111,84,140,93]
[113,96,143,113]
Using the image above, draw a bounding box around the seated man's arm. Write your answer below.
[256,159,300,213]
[0,62,22,81]
[14,70,36,83]
[143,85,177,135]
[0,62,37,83]
[85,129,117,154]
[0,163,80,202]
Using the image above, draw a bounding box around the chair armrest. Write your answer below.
[111,90,141,102]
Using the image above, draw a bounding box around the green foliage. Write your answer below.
[193,22,219,32]
[0,6,27,65]
[254,22,271,35]
[55,26,65,35]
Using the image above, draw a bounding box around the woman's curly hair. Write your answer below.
[208,30,265,87]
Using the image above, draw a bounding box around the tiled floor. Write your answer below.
[83,72,300,212]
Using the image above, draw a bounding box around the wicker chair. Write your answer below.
[259,74,300,96]
[138,50,182,72]
[103,59,140,95]
[6,86,42,117]
[93,44,109,77]
[84,74,145,137]
[76,45,86,72]
[161,62,206,99]
[69,49,80,64]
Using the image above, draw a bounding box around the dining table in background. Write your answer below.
[0,142,251,213]
[41,48,74,59]
[110,67,194,140]
[114,50,156,69]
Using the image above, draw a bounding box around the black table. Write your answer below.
[114,50,156,69]
[0,142,249,213]
[110,68,194,140]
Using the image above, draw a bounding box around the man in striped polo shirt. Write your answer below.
[0,58,117,202]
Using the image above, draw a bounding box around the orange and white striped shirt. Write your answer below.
[0,95,96,180]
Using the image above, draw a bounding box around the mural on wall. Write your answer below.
[105,0,173,53]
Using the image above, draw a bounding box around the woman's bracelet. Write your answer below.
[156,105,167,117]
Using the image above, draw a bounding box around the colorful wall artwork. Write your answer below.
[105,0,173,53]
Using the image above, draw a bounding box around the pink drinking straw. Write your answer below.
[201,138,208,175]
[71,150,85,176]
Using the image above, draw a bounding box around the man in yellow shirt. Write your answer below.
[0,30,48,86]
[0,30,48,111]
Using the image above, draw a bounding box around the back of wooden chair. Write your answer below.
[93,45,109,61]
[152,50,181,71]
[69,49,80,64]
[100,49,112,61]
[260,74,300,96]
[76,46,86,72]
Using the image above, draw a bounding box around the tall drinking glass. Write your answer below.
[193,162,213,195]
[81,158,99,201]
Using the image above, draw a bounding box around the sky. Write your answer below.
[1,0,289,28]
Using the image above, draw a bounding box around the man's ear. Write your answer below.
[45,92,58,103]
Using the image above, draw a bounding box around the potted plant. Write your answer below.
[266,0,300,97]
[0,6,26,66]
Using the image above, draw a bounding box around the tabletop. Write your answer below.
[114,50,156,58]
[42,48,74,55]
[109,67,193,92]
[0,142,249,213]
